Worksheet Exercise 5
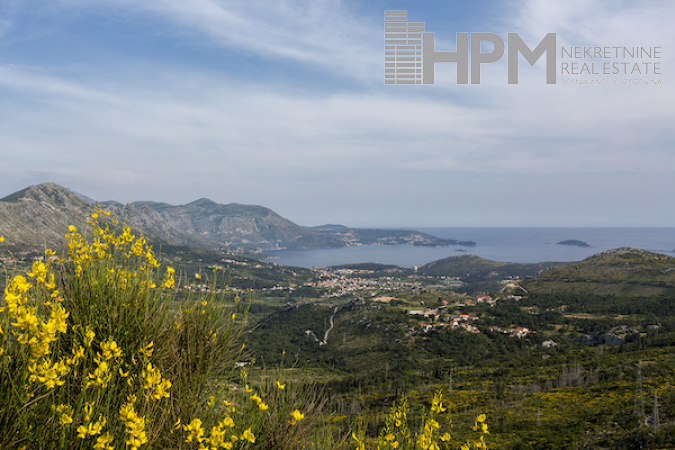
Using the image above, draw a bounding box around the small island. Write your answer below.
[557,239,590,248]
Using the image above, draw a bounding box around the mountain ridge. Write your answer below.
[0,183,457,253]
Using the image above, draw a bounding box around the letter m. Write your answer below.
[507,33,556,84]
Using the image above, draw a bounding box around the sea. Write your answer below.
[263,228,675,269]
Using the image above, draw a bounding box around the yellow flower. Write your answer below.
[119,401,147,449]
[100,337,122,360]
[27,260,48,283]
[88,360,111,388]
[430,391,446,414]
[154,379,171,400]
[289,409,304,425]
[55,404,73,426]
[140,341,154,357]
[77,425,88,439]
[142,363,161,389]
[77,416,106,439]
[241,428,255,444]
[84,328,95,347]
[276,380,286,390]
[207,424,227,448]
[60,412,73,426]
[472,414,488,434]
[220,416,235,428]
[93,432,114,450]
[90,416,106,435]
[184,418,205,443]
[170,418,181,434]
[84,402,94,422]
[0,235,4,242]
[45,273,56,290]
[352,433,365,450]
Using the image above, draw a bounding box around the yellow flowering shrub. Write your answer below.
[0,206,248,449]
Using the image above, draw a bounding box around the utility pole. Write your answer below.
[634,362,645,423]
[652,391,660,432]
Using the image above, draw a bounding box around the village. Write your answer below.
[407,294,532,338]
[299,267,536,338]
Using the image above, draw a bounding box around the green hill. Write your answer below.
[520,248,675,316]
[522,248,675,298]
[419,254,566,280]
[531,247,675,283]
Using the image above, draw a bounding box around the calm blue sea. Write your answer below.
[263,228,675,269]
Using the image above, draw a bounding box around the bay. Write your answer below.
[263,228,675,269]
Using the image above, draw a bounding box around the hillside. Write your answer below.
[521,247,675,300]
[419,254,567,279]
[0,183,460,254]
[0,183,199,253]
[0,183,92,251]
[532,247,675,283]
[131,198,340,251]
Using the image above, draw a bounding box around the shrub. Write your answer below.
[0,206,258,449]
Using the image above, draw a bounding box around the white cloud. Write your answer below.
[46,0,384,85]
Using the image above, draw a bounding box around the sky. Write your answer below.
[0,0,673,227]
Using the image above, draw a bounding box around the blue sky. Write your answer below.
[0,0,673,227]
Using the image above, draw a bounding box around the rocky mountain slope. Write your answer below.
[125,198,340,251]
[0,183,92,251]
[0,183,199,252]
[0,183,456,253]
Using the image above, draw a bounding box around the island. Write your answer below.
[556,239,590,247]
